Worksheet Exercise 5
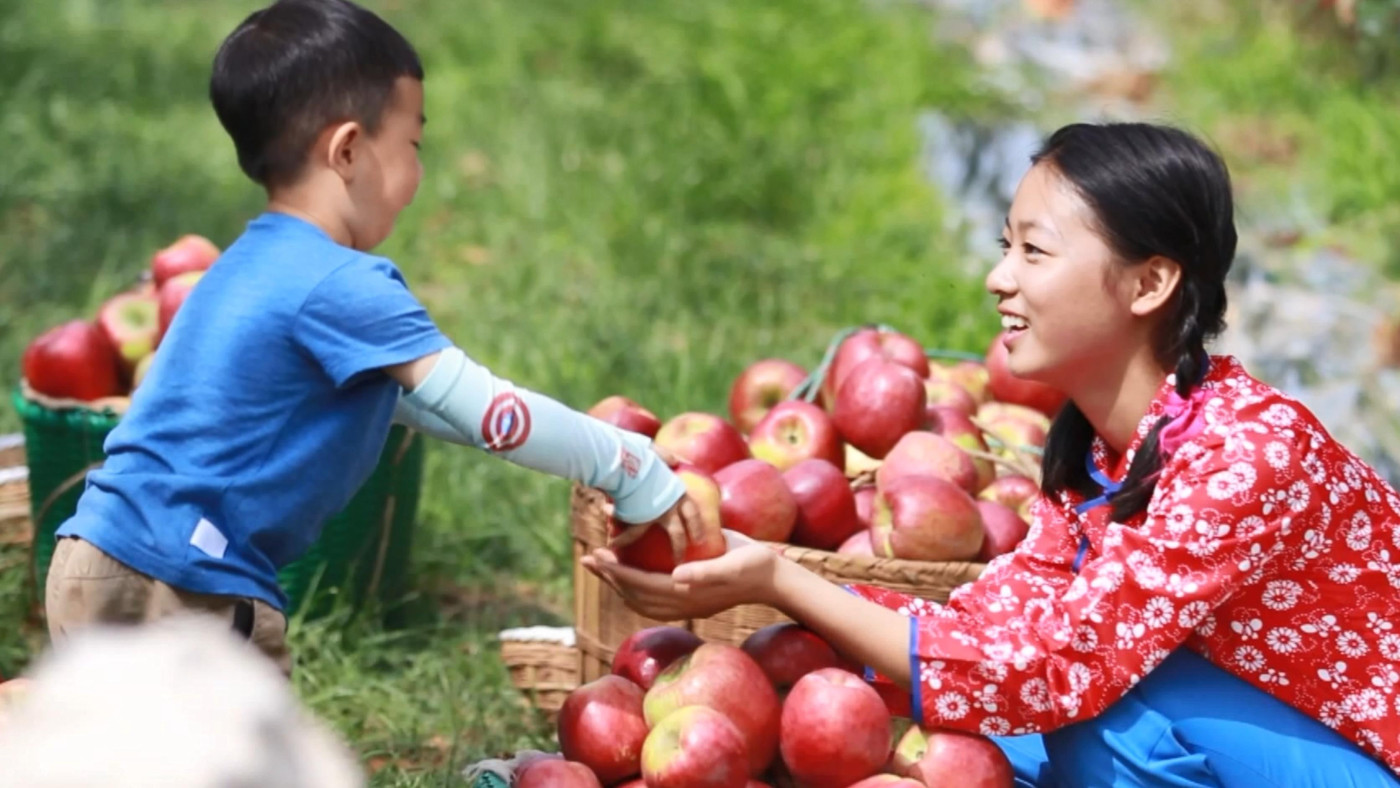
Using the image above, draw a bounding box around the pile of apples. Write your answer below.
[588,326,1066,569]
[20,235,219,405]
[518,622,1013,787]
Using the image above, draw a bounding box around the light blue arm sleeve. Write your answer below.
[397,347,684,524]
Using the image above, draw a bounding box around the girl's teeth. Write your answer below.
[1000,315,1028,331]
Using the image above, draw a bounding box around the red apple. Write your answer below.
[557,675,649,784]
[927,406,996,492]
[944,360,992,405]
[150,233,219,288]
[729,359,809,434]
[892,726,1014,788]
[589,395,663,439]
[611,626,704,690]
[156,270,204,344]
[615,465,727,573]
[747,400,843,472]
[822,328,931,406]
[923,376,979,418]
[782,458,862,550]
[975,500,1031,561]
[655,412,751,475]
[871,475,984,562]
[978,475,1039,521]
[985,331,1067,418]
[853,485,878,530]
[847,776,926,788]
[644,644,781,775]
[715,459,799,543]
[780,668,891,788]
[97,291,161,372]
[977,401,1051,466]
[515,758,602,788]
[876,431,980,496]
[641,705,750,788]
[22,320,123,402]
[832,359,926,460]
[740,624,846,693]
[837,529,874,556]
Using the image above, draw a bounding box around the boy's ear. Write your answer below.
[324,121,363,181]
[1128,255,1183,318]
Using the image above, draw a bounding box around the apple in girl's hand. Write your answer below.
[614,464,727,573]
[557,675,649,784]
[654,412,751,475]
[979,475,1039,521]
[156,270,204,344]
[779,668,892,788]
[783,458,863,550]
[877,431,980,496]
[22,320,124,401]
[838,529,875,556]
[641,705,750,788]
[589,395,663,439]
[611,626,704,690]
[97,291,160,371]
[833,359,927,460]
[515,758,602,788]
[822,327,931,406]
[740,623,848,693]
[871,475,985,562]
[729,359,809,434]
[715,459,799,543]
[747,400,844,471]
[985,331,1067,418]
[975,500,1031,561]
[892,726,1015,788]
[644,644,780,775]
[151,233,219,288]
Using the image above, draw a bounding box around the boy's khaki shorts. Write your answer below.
[44,537,293,677]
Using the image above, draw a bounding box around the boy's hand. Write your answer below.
[606,494,706,565]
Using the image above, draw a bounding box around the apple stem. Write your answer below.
[960,446,1042,483]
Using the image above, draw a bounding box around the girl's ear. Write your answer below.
[324,121,363,181]
[1129,255,1183,318]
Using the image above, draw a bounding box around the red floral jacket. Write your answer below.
[849,355,1400,774]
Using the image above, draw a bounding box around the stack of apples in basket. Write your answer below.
[20,235,219,407]
[521,622,1014,787]
[587,326,1066,572]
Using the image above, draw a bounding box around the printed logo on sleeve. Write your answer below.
[481,392,532,452]
[621,447,641,478]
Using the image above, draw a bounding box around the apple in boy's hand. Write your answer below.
[654,412,751,475]
[641,705,750,788]
[97,291,161,372]
[715,459,799,543]
[22,320,124,402]
[892,725,1015,788]
[557,675,649,784]
[779,668,892,788]
[614,465,726,573]
[611,626,704,690]
[156,270,204,344]
[832,359,927,460]
[589,395,663,439]
[728,358,809,434]
[151,233,219,288]
[747,400,844,472]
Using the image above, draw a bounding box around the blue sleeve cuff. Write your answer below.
[909,614,924,727]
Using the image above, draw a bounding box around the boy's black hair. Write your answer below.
[209,0,424,188]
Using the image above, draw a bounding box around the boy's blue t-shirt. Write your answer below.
[56,212,452,611]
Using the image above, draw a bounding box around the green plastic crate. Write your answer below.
[11,386,425,618]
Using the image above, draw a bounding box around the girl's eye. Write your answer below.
[1023,243,1044,257]
[996,236,1011,252]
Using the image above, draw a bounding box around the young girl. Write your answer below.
[583,122,1400,787]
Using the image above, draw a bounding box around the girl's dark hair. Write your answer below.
[1034,123,1236,520]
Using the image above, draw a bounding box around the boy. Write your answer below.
[44,0,700,677]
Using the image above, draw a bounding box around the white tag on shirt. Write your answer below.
[190,517,228,559]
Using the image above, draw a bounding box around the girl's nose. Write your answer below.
[985,255,1015,298]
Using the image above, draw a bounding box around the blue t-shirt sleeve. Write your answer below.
[294,256,452,387]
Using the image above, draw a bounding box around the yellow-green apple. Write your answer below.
[847,776,925,788]
[611,626,704,690]
[892,726,1015,788]
[975,500,1030,561]
[151,233,219,288]
[641,705,750,788]
[655,412,751,475]
[876,431,980,496]
[515,758,602,788]
[558,675,649,784]
[846,444,883,477]
[926,406,996,493]
[978,475,1039,521]
[782,458,862,550]
[985,330,1067,418]
[22,320,123,401]
[131,352,156,390]
[838,529,874,556]
[740,624,849,693]
[779,668,891,788]
[872,475,985,562]
[833,359,927,460]
[821,328,930,407]
[156,270,204,345]
[614,464,727,573]
[97,291,160,373]
[853,485,877,529]
[589,395,662,439]
[943,360,992,405]
[729,359,809,434]
[747,400,843,471]
[977,401,1051,463]
[644,644,780,775]
[715,459,798,543]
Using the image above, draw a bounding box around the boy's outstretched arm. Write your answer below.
[383,348,702,559]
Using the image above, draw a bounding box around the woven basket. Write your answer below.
[498,627,581,720]
[9,384,425,618]
[570,484,988,682]
[0,434,32,547]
